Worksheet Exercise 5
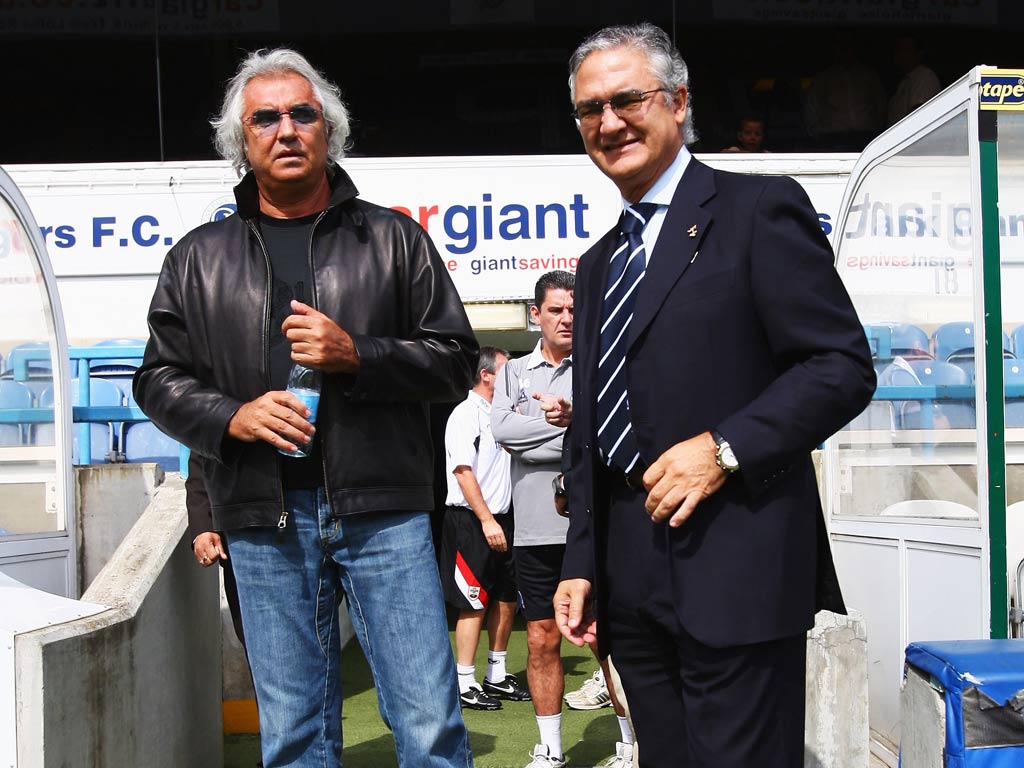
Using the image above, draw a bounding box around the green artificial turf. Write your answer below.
[225,616,622,768]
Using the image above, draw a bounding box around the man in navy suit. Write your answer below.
[552,23,876,767]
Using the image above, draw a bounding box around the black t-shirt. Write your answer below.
[259,212,323,489]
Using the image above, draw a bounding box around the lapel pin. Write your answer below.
[687,224,698,238]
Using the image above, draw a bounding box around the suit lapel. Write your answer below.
[580,223,622,373]
[629,159,716,349]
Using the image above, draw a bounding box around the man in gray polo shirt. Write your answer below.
[492,270,575,768]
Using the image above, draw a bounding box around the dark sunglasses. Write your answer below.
[245,105,321,131]
[571,88,668,124]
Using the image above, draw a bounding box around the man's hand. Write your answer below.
[194,532,227,568]
[227,390,314,452]
[554,578,597,647]
[283,300,359,373]
[532,392,572,427]
[553,493,569,518]
[481,517,508,552]
[643,431,727,528]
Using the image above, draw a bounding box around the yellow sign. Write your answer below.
[980,70,1024,111]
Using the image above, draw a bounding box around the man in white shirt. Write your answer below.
[440,346,531,710]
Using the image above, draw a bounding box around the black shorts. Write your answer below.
[513,544,566,621]
[439,506,517,610]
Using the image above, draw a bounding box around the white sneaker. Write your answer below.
[564,670,611,710]
[563,669,602,702]
[524,744,567,768]
[595,741,635,768]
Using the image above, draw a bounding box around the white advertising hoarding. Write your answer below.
[4,154,854,342]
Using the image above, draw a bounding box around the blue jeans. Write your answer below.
[227,489,472,768]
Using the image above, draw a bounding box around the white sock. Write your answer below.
[456,663,477,694]
[537,713,563,759]
[617,715,634,744]
[486,650,507,683]
[595,667,606,686]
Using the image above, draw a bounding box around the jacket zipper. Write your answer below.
[247,218,289,529]
[307,210,334,507]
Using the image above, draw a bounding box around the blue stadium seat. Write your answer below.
[887,323,931,359]
[0,380,33,445]
[932,322,1013,381]
[101,374,135,401]
[896,361,976,430]
[1,343,55,403]
[123,422,179,471]
[88,338,146,374]
[1007,360,1024,429]
[35,379,122,463]
[863,323,929,360]
[862,325,884,359]
[1013,324,1024,359]
[5,341,53,376]
[932,321,976,363]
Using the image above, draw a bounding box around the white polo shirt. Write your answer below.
[444,390,511,515]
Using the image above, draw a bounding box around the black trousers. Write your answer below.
[602,481,807,768]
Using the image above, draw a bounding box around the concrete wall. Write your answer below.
[76,463,163,592]
[898,664,946,768]
[806,610,870,768]
[15,475,222,767]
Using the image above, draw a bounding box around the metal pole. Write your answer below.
[154,4,165,162]
[979,107,1008,638]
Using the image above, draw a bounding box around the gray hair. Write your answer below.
[475,346,510,385]
[211,48,351,174]
[568,22,698,145]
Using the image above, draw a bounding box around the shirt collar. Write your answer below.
[526,338,572,370]
[623,144,691,211]
[466,390,491,413]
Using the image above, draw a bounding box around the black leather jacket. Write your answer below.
[133,166,478,531]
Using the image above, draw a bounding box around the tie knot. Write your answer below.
[622,203,658,235]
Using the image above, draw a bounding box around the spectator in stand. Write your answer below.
[804,40,886,151]
[721,114,768,153]
[888,35,941,126]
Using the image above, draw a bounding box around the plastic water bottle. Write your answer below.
[278,363,321,458]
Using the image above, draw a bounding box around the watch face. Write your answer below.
[722,446,738,469]
[718,443,739,471]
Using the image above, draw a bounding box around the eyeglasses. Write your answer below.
[245,105,321,132]
[571,89,668,125]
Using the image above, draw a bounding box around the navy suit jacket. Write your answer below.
[561,157,876,650]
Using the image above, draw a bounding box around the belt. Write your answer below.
[607,463,647,491]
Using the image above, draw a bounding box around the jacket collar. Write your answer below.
[233,162,360,221]
[627,157,715,347]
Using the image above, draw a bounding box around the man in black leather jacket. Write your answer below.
[133,48,477,768]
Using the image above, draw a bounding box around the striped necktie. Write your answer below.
[597,203,657,472]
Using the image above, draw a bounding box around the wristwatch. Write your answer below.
[552,473,567,497]
[711,430,739,474]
